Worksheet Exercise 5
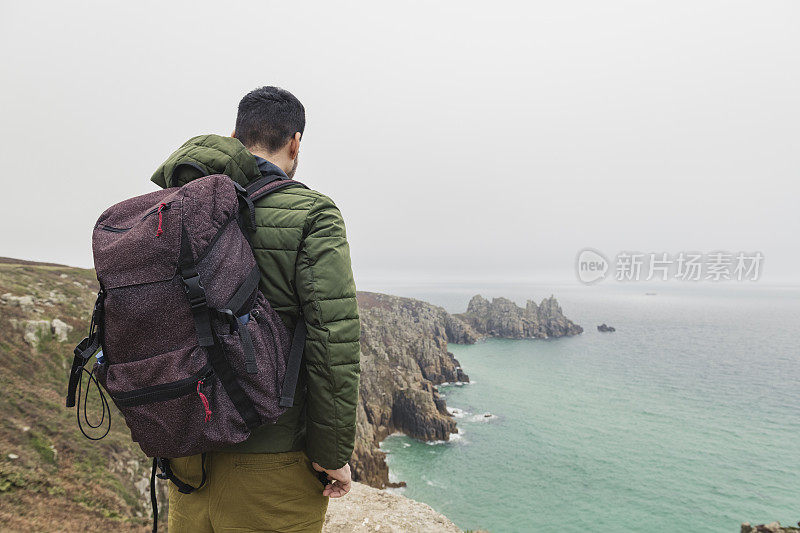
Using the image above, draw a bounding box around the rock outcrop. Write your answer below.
[597,323,616,332]
[741,522,800,533]
[454,294,583,340]
[324,482,461,532]
[8,317,74,347]
[353,292,468,488]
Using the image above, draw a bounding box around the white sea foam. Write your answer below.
[422,476,445,488]
[447,406,470,418]
[448,429,464,442]
[439,380,474,387]
[425,428,465,445]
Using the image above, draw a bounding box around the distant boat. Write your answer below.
[645,292,657,296]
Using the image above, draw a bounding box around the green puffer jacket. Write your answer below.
[151,134,360,469]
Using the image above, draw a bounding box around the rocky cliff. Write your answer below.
[352,292,469,488]
[350,292,583,487]
[454,294,583,339]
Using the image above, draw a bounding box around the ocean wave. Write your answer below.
[426,428,466,445]
[447,406,470,418]
[438,380,473,387]
[447,406,496,422]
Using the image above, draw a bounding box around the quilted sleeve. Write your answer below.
[296,194,360,469]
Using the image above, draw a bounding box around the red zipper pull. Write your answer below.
[197,380,212,422]
[155,203,167,237]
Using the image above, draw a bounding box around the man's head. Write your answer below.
[233,86,305,179]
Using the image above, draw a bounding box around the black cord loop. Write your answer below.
[75,363,111,441]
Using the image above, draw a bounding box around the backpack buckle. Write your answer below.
[217,308,238,332]
[155,457,168,479]
[182,274,207,309]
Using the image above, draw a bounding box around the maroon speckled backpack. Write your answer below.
[66,172,307,530]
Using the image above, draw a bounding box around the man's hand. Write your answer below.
[312,462,352,498]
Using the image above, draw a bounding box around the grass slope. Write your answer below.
[0,258,157,532]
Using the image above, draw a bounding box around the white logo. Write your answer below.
[576,248,609,284]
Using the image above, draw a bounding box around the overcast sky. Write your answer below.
[1,1,798,285]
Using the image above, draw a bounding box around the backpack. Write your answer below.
[66,170,308,531]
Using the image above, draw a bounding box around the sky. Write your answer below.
[1,0,798,285]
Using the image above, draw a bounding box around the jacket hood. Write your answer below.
[151,134,261,189]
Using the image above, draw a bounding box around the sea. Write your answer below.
[368,281,800,533]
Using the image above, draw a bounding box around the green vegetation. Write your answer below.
[28,431,56,465]
[0,258,154,531]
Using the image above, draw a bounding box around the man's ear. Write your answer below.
[289,132,301,159]
[231,129,236,138]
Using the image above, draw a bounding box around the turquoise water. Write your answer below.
[377,284,800,532]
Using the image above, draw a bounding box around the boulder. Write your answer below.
[51,318,73,342]
[741,522,800,533]
[17,319,52,347]
[1,293,36,312]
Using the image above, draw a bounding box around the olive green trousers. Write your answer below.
[167,451,329,533]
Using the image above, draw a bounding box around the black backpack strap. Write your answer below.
[219,264,262,376]
[238,323,258,374]
[225,264,262,317]
[66,336,100,407]
[150,458,158,533]
[151,454,208,533]
[66,290,105,408]
[171,161,209,185]
[279,318,307,408]
[233,178,307,241]
[178,225,261,431]
[245,175,282,195]
[179,226,214,347]
[207,334,261,429]
[155,455,207,493]
[240,178,309,408]
[248,179,307,203]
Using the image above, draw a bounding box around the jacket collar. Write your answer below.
[253,155,288,180]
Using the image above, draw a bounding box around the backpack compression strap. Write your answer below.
[178,225,262,431]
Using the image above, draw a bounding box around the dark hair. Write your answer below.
[235,86,305,152]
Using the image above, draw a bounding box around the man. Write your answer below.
[150,86,360,532]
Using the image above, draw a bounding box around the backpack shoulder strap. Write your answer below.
[235,178,308,233]
[247,178,308,202]
[236,177,309,409]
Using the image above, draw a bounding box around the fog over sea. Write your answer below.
[370,282,800,533]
